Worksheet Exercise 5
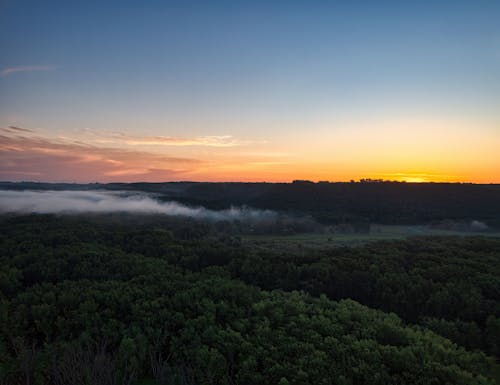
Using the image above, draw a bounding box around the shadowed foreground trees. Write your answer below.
[0,215,498,384]
[224,237,500,357]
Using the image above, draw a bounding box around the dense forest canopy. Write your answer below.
[1,214,499,384]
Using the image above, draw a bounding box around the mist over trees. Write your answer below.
[2,181,500,227]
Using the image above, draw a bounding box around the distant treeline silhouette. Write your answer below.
[3,181,499,226]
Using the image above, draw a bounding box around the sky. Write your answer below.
[1,0,499,183]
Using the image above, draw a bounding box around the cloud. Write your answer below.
[0,128,202,182]
[82,129,244,147]
[0,125,286,182]
[0,189,277,221]
[122,135,241,147]
[0,126,35,134]
[6,126,34,133]
[0,65,56,77]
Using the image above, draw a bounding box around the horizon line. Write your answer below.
[1,180,499,185]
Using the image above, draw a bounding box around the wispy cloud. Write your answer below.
[81,129,244,147]
[122,135,241,147]
[0,127,203,182]
[0,65,56,77]
[1,125,34,133]
[0,125,288,182]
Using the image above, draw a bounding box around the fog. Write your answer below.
[0,189,276,221]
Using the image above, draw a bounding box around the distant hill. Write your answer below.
[1,181,500,227]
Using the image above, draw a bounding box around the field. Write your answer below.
[243,224,500,248]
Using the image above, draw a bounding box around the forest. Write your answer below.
[3,0,499,383]
[1,213,499,384]
[2,181,500,226]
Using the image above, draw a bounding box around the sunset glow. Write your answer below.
[1,1,499,183]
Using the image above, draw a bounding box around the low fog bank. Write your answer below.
[0,189,277,222]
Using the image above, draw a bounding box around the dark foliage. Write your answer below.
[2,181,500,226]
[0,215,498,384]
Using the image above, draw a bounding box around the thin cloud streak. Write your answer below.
[121,135,241,147]
[0,65,56,77]
[0,126,35,134]
[7,126,34,133]
[82,129,245,147]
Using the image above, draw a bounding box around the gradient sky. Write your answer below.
[1,0,499,183]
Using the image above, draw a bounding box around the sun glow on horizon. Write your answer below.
[1,122,498,184]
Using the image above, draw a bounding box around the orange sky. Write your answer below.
[1,116,499,183]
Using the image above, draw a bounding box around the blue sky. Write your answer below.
[1,0,499,182]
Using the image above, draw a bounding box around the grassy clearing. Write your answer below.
[242,225,500,247]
